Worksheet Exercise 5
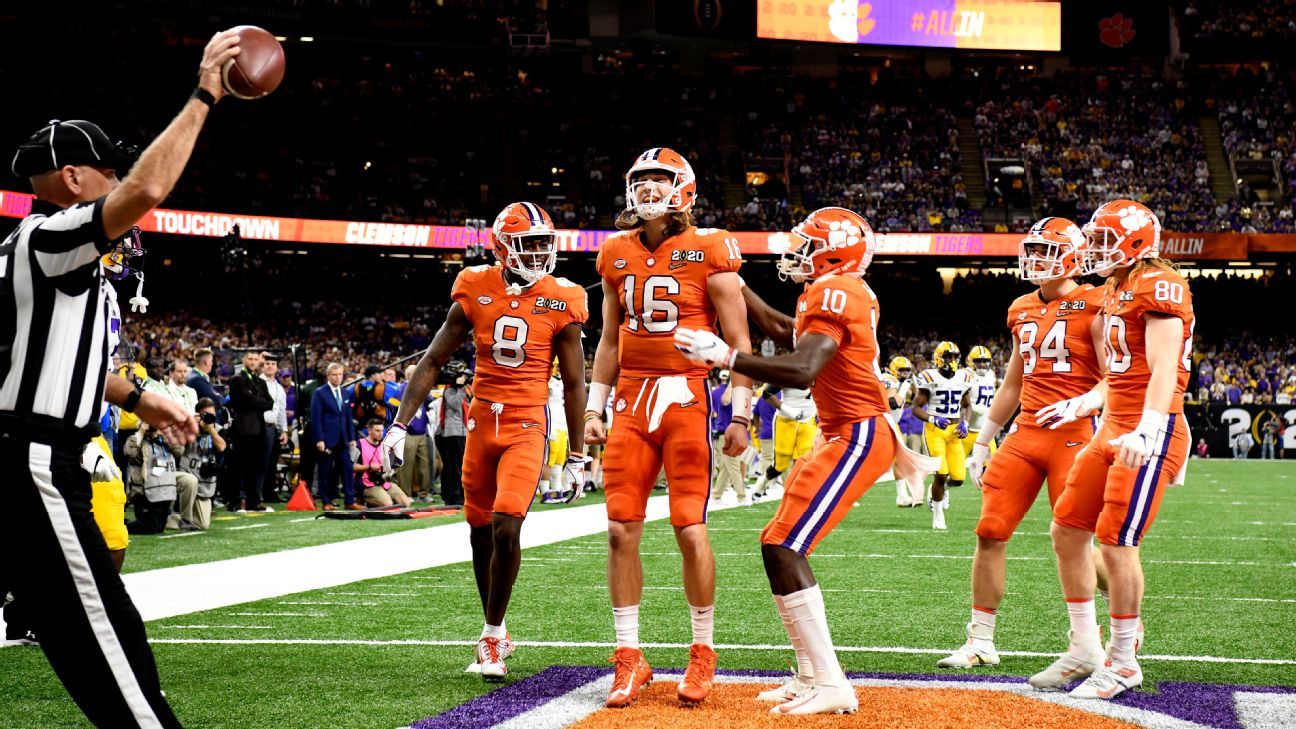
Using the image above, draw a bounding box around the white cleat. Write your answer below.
[932,506,947,530]
[770,682,858,715]
[1070,660,1142,699]
[756,675,814,702]
[937,623,1000,667]
[475,636,512,682]
[896,482,913,507]
[1028,634,1105,691]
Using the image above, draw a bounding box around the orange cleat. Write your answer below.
[676,643,717,704]
[606,647,653,708]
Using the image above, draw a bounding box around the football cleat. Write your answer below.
[1069,659,1142,699]
[937,622,1000,668]
[770,682,858,715]
[476,637,510,682]
[606,647,653,708]
[677,643,717,704]
[932,506,947,530]
[1028,633,1106,691]
[755,674,814,703]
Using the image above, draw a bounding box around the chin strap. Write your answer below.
[128,272,148,313]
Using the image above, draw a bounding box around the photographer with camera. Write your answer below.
[354,419,413,507]
[434,360,471,507]
[123,422,186,535]
[178,399,227,529]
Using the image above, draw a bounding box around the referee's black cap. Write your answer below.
[11,119,136,178]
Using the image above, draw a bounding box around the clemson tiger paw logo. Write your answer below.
[1116,205,1150,232]
[1099,13,1136,49]
[828,1,876,43]
[467,418,476,432]
[827,219,863,246]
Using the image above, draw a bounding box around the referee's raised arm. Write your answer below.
[0,29,246,729]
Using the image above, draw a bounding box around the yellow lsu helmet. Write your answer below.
[551,357,561,378]
[934,341,961,371]
[967,345,992,370]
[888,356,913,378]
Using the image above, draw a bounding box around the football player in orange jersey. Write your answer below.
[583,147,753,708]
[677,207,936,716]
[1037,200,1195,699]
[382,202,589,682]
[935,217,1109,674]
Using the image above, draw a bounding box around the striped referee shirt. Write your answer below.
[0,197,115,433]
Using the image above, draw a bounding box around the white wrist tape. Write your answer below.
[730,386,753,420]
[1137,408,1168,436]
[587,382,612,414]
[975,417,1004,446]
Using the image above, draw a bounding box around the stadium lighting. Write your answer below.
[300,36,315,42]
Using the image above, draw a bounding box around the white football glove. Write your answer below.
[673,328,737,369]
[381,423,407,471]
[563,454,591,503]
[777,405,806,422]
[1108,410,1167,469]
[1036,388,1104,429]
[81,441,120,482]
[965,441,991,490]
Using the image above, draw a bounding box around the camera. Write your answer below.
[200,412,217,425]
[436,359,473,386]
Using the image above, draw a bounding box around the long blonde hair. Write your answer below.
[1107,256,1178,290]
[614,209,694,238]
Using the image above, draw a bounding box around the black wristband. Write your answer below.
[122,387,143,414]
[190,87,216,107]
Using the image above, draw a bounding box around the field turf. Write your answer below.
[2,460,1293,727]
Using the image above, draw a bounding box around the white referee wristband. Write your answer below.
[586,382,612,416]
[975,416,1004,447]
[730,386,753,420]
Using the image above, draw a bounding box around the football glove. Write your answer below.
[563,454,591,503]
[955,420,969,439]
[931,416,950,429]
[1036,388,1105,430]
[965,442,991,489]
[1109,410,1167,469]
[381,422,407,470]
[81,441,120,482]
[673,328,737,369]
[777,405,807,422]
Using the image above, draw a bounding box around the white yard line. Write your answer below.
[226,524,269,531]
[123,494,749,621]
[157,531,206,539]
[146,637,1296,665]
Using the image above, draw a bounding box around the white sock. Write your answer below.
[613,605,640,649]
[1065,598,1100,656]
[690,604,715,647]
[971,606,996,639]
[550,465,563,491]
[895,482,908,502]
[942,492,950,508]
[782,585,844,687]
[1109,614,1140,665]
[538,479,550,494]
[774,595,814,680]
[481,622,505,640]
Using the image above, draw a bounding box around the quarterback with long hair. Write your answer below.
[584,147,754,708]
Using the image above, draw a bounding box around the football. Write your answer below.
[220,25,285,100]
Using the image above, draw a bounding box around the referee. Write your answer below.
[0,31,241,728]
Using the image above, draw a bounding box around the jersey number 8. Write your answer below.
[492,316,528,368]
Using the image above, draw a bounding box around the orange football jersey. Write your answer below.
[450,265,588,406]
[794,275,889,431]
[1007,284,1106,423]
[1101,267,1195,416]
[595,225,743,379]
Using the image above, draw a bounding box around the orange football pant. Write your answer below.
[460,399,549,528]
[1054,413,1189,547]
[604,376,713,527]
[761,415,896,555]
[976,417,1097,542]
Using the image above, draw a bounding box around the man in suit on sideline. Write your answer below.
[227,350,274,512]
[311,362,361,510]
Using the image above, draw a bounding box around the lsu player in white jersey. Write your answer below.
[751,386,817,495]
[912,342,974,530]
[880,356,922,507]
[963,346,999,458]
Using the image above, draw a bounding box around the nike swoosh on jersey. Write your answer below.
[680,401,698,408]
[1066,441,1083,447]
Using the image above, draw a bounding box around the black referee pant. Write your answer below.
[0,431,180,728]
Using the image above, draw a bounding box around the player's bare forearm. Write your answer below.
[912,390,932,422]
[393,303,470,425]
[1141,313,1183,415]
[1090,313,1111,377]
[730,333,837,390]
[556,324,587,453]
[960,390,972,424]
[710,272,754,390]
[987,349,1024,426]
[742,285,795,350]
[588,280,622,409]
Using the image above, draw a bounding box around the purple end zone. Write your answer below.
[411,665,1296,729]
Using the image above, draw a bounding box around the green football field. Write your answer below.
[2,460,1294,728]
